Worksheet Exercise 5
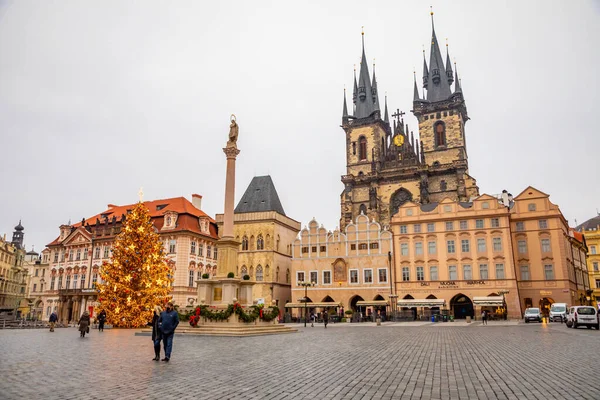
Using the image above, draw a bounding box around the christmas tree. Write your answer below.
[96,201,174,328]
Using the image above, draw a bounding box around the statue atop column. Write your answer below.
[227,114,239,148]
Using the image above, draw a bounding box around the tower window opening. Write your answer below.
[359,136,367,160]
[434,122,446,147]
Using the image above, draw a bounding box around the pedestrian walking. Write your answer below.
[158,302,179,362]
[49,311,58,332]
[310,312,315,327]
[150,305,163,361]
[323,310,329,329]
[78,311,91,338]
[481,310,488,325]
[97,310,107,332]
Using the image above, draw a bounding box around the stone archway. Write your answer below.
[450,293,474,319]
[390,188,413,218]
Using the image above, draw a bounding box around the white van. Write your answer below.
[549,303,568,322]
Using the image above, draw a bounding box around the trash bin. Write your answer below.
[450,315,455,322]
[431,315,435,322]
[442,315,448,322]
[466,316,471,323]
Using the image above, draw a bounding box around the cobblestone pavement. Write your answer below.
[1,321,599,400]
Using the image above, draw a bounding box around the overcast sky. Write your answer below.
[1,1,599,252]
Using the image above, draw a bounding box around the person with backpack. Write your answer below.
[49,311,58,332]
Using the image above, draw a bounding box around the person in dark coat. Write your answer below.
[158,302,179,362]
[97,310,107,332]
[78,311,90,338]
[323,310,329,329]
[151,306,163,361]
[49,311,58,332]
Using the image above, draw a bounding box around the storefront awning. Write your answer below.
[397,299,446,308]
[473,296,504,306]
[285,302,341,308]
[356,300,389,307]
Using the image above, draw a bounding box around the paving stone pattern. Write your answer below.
[1,321,599,400]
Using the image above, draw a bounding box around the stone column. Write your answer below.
[217,146,241,278]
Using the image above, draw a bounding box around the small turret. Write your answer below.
[342,88,349,125]
[422,50,429,89]
[445,42,454,85]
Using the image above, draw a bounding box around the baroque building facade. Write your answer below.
[215,176,300,308]
[290,214,393,320]
[576,215,600,306]
[0,222,27,318]
[42,195,219,323]
[340,17,478,231]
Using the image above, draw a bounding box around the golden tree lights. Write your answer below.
[96,202,173,328]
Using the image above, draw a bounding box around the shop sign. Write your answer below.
[540,290,552,296]
[420,282,430,286]
[439,281,458,288]
[466,280,485,285]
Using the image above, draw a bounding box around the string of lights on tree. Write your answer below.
[96,201,173,328]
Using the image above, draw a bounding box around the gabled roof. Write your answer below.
[576,215,600,232]
[235,176,286,216]
[513,186,550,200]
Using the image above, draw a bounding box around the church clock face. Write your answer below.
[393,135,404,147]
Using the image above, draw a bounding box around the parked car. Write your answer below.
[549,303,568,322]
[566,306,599,329]
[524,307,543,323]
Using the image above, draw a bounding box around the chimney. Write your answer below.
[192,194,203,210]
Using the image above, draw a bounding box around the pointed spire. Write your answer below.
[342,88,349,123]
[445,39,454,85]
[384,94,389,123]
[415,137,420,160]
[353,65,358,103]
[420,141,425,163]
[372,61,380,111]
[425,8,453,102]
[454,62,462,93]
[355,28,378,119]
[413,71,421,101]
[422,48,429,89]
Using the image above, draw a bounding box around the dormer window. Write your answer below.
[166,216,172,226]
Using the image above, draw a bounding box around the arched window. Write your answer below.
[256,265,263,281]
[359,204,367,215]
[241,265,248,277]
[434,121,446,147]
[241,236,248,251]
[257,234,264,250]
[359,136,367,160]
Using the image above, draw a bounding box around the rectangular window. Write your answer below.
[495,263,505,279]
[323,271,331,284]
[541,239,551,253]
[491,218,499,228]
[50,277,55,290]
[400,225,407,234]
[76,249,81,261]
[312,246,317,253]
[460,220,468,230]
[544,264,554,280]
[596,280,600,289]
[33,283,37,292]
[297,271,305,284]
[415,242,423,255]
[427,223,435,232]
[83,247,88,260]
[520,265,530,280]
[350,269,359,284]
[81,274,85,288]
[369,242,379,250]
[103,247,110,258]
[364,269,373,283]
[320,246,326,252]
[60,251,65,262]
[447,240,455,254]
[402,267,410,281]
[430,266,438,281]
[302,246,309,253]
[448,265,457,280]
[169,240,177,254]
[518,240,527,254]
[73,274,78,289]
[358,243,368,250]
[528,203,537,211]
[477,238,486,252]
[57,276,63,289]
[68,251,73,261]
[516,221,524,231]
[539,219,548,229]
[428,241,436,254]
[463,265,472,280]
[594,262,599,272]
[310,271,318,284]
[400,243,409,256]
[479,264,488,280]
[591,246,597,255]
[207,245,212,258]
[475,219,484,229]
[199,244,204,257]
[493,237,502,251]
[416,266,424,281]
[461,239,470,253]
[35,269,39,277]
[189,270,194,287]
[54,252,59,262]
[65,276,71,289]
[92,274,98,287]
[94,247,100,259]
[445,222,454,231]
[213,247,217,259]
[378,269,388,283]
[413,224,421,233]
[191,241,196,254]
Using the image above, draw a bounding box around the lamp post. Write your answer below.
[498,290,509,320]
[299,281,315,327]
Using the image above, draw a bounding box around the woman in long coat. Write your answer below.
[151,306,163,361]
[78,311,90,338]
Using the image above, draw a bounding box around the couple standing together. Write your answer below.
[150,302,179,362]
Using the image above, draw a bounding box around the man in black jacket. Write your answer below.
[158,302,179,362]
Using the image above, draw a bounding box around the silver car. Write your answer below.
[524,307,543,323]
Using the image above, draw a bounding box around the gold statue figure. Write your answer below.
[228,114,239,147]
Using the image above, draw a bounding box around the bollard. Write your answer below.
[376,318,381,326]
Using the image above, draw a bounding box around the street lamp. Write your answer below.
[299,281,315,327]
[498,290,509,320]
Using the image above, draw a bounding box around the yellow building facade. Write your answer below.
[290,214,393,320]
[0,223,27,318]
[576,215,600,305]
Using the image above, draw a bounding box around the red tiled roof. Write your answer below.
[47,197,218,246]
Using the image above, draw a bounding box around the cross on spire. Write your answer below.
[392,109,405,122]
